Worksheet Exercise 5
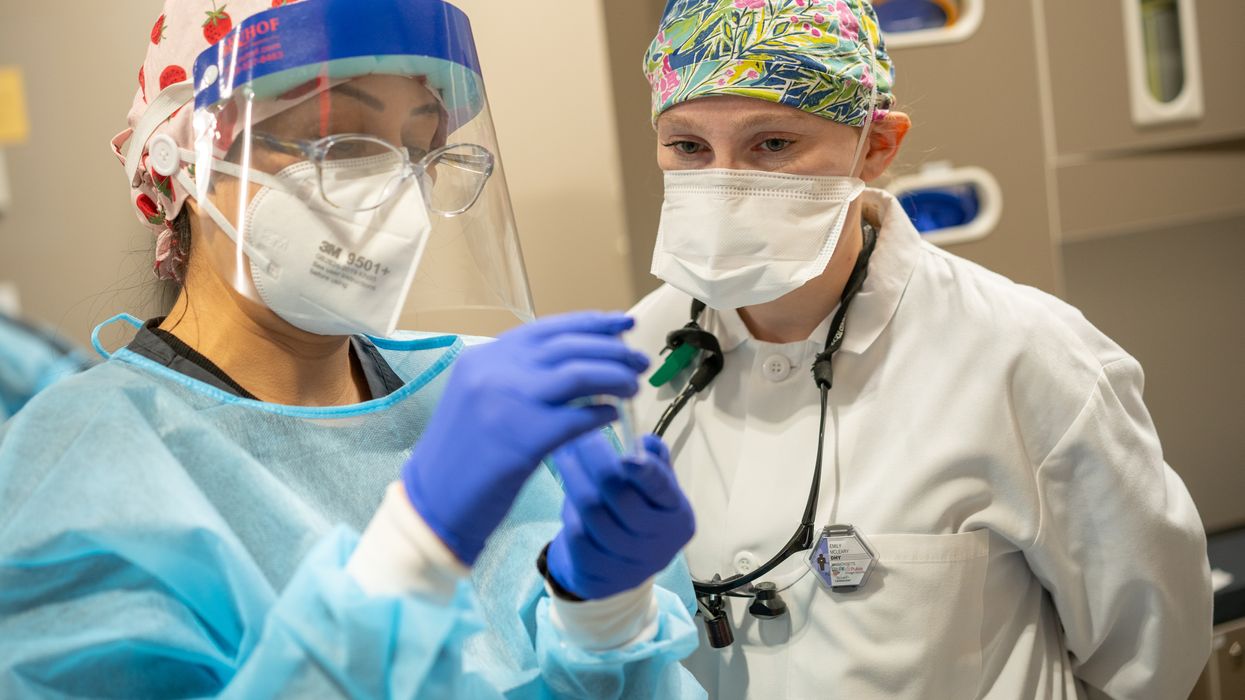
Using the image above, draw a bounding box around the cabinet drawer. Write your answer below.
[1043,0,1245,156]
[1055,143,1245,242]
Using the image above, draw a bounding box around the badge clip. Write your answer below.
[806,524,876,592]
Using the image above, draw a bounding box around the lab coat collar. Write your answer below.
[703,189,922,356]
[704,300,752,355]
[840,188,922,355]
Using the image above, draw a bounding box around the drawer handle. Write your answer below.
[1120,0,1206,126]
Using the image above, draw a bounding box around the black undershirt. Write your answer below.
[126,318,406,401]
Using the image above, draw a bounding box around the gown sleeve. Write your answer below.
[530,581,706,700]
[0,409,500,697]
[348,480,706,700]
[524,444,706,699]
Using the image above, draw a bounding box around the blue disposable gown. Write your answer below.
[0,314,90,421]
[0,329,704,699]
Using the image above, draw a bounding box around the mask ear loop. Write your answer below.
[173,163,276,273]
[846,33,883,180]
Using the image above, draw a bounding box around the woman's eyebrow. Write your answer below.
[333,85,439,119]
[411,102,441,118]
[658,112,806,137]
[335,84,385,112]
[730,113,807,133]
[657,114,699,134]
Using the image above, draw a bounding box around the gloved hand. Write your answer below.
[546,432,695,600]
[403,312,650,565]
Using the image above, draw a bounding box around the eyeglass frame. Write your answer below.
[250,131,495,216]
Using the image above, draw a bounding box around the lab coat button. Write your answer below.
[735,551,757,574]
[761,355,791,382]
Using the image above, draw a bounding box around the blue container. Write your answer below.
[874,0,952,33]
[898,185,980,234]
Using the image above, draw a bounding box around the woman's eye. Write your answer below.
[760,138,793,153]
[665,140,705,156]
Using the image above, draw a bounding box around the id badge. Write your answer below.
[806,524,876,592]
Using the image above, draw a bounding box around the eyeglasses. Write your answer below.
[253,132,495,216]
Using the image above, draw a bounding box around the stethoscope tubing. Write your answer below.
[651,224,880,604]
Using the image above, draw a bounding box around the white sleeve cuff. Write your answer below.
[346,481,470,602]
[547,579,661,651]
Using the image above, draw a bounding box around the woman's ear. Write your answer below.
[860,111,911,182]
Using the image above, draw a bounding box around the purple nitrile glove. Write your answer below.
[403,312,650,565]
[547,432,695,600]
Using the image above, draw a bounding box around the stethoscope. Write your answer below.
[650,223,878,648]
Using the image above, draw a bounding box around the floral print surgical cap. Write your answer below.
[645,0,895,127]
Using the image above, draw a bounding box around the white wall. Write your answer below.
[0,0,635,345]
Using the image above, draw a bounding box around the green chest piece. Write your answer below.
[649,342,699,388]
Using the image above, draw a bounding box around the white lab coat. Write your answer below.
[628,190,1212,699]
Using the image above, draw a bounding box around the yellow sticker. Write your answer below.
[0,67,31,146]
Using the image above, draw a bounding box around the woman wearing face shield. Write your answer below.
[0,1,707,697]
[628,1,1212,697]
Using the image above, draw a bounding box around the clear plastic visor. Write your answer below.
[189,68,533,338]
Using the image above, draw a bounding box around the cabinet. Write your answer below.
[1056,143,1245,242]
[1190,618,1245,700]
[1043,0,1245,155]
[882,0,1060,293]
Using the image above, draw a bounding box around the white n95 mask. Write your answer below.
[652,169,866,310]
[191,157,433,337]
[245,160,433,337]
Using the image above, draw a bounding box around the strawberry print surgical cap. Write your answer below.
[111,0,306,282]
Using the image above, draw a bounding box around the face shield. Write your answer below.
[183,0,533,337]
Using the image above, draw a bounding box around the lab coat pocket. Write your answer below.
[786,530,990,699]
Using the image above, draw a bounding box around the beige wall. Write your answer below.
[1063,216,1245,533]
[0,0,635,346]
[0,3,163,348]
[601,0,667,300]
[450,0,635,323]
